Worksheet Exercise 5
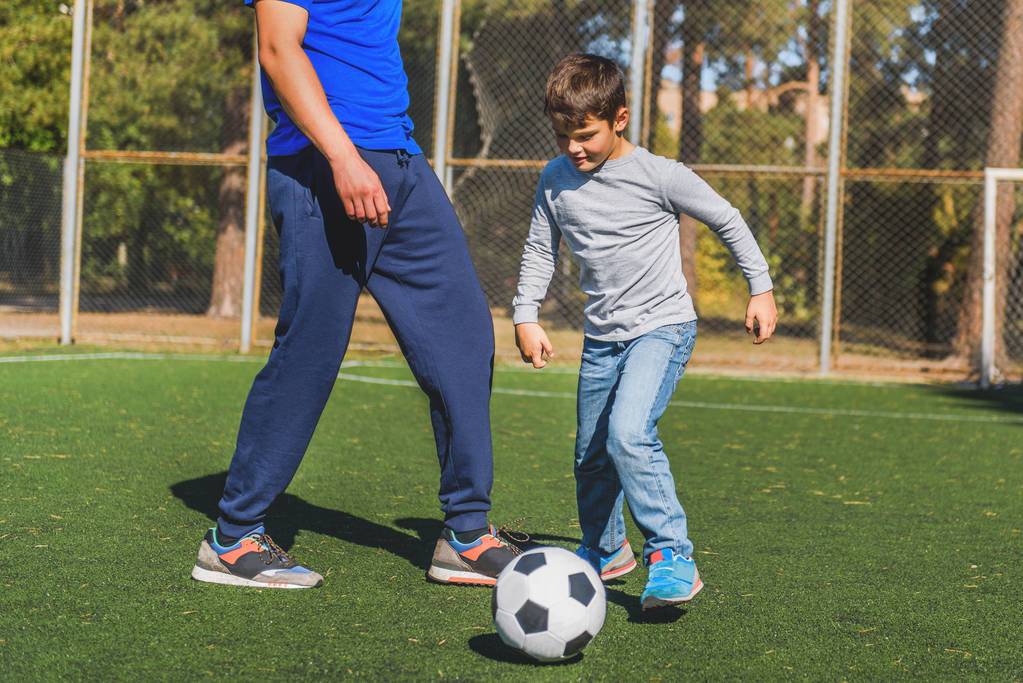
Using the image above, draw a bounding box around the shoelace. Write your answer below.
[494,517,532,554]
[253,534,297,567]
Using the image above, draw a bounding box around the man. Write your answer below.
[190,0,517,589]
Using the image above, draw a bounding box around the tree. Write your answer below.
[0,2,72,152]
[954,0,1023,369]
[676,2,712,300]
[86,0,251,314]
[208,84,251,318]
[0,2,71,296]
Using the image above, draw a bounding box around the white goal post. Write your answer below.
[981,167,1023,389]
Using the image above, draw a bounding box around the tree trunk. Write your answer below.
[678,29,705,299]
[207,86,250,318]
[921,0,954,170]
[801,0,821,223]
[744,45,755,108]
[954,0,1023,369]
[644,0,675,150]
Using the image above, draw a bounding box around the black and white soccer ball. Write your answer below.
[491,546,606,662]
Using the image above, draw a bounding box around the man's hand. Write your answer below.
[254,0,390,228]
[515,322,554,368]
[328,152,391,228]
[745,290,778,344]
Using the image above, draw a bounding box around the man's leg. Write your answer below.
[217,150,374,537]
[193,150,383,589]
[358,150,516,584]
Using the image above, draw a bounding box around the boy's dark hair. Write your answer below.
[544,53,627,129]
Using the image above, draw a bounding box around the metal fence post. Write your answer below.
[240,43,265,354]
[628,0,650,146]
[819,0,851,374]
[433,0,459,193]
[981,169,997,388]
[60,0,88,345]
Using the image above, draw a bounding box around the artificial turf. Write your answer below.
[1,351,1020,680]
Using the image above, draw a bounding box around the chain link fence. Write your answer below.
[448,0,1023,382]
[1,0,1021,384]
[0,149,63,338]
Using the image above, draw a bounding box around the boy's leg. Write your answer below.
[604,322,698,565]
[574,338,628,558]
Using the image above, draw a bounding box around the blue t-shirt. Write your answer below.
[246,0,422,155]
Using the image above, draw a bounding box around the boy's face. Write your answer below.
[552,107,629,172]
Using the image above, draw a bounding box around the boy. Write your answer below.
[513,54,777,609]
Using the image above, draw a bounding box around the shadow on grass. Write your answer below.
[392,518,575,552]
[933,382,1023,423]
[171,471,432,570]
[605,586,687,624]
[171,472,576,571]
[467,633,584,666]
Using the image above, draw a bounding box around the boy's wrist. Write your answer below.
[747,273,774,296]
[512,306,540,326]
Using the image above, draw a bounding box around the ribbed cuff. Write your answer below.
[512,305,540,326]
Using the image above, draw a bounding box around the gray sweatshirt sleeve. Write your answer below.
[512,181,562,324]
[663,162,774,295]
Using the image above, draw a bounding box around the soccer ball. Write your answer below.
[491,546,606,662]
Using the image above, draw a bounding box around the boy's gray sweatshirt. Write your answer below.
[513,146,773,341]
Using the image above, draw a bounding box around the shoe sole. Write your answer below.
[600,557,637,581]
[191,565,322,589]
[426,565,497,586]
[641,577,704,610]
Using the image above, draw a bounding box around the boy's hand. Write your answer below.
[745,290,778,344]
[515,322,554,368]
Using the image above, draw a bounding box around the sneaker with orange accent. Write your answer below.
[576,539,638,581]
[190,526,323,589]
[640,548,702,609]
[426,525,521,585]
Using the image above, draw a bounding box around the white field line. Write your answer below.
[335,372,1021,424]
[2,352,1019,425]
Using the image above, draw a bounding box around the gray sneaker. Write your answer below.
[427,525,521,586]
[576,539,638,581]
[191,527,323,589]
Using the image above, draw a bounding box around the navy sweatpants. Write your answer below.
[217,147,496,538]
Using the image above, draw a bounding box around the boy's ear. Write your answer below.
[614,106,629,135]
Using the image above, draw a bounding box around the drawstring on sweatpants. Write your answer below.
[396,149,411,168]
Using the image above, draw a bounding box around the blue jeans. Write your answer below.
[575,321,697,565]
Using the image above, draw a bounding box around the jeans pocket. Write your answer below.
[673,322,697,380]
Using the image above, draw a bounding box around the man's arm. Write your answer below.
[253,0,391,228]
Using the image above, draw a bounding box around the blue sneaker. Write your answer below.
[576,540,637,581]
[640,548,703,609]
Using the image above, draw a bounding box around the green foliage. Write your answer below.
[696,104,816,325]
[87,0,250,153]
[0,149,63,287]
[0,3,73,152]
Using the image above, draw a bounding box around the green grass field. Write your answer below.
[1,350,1021,680]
